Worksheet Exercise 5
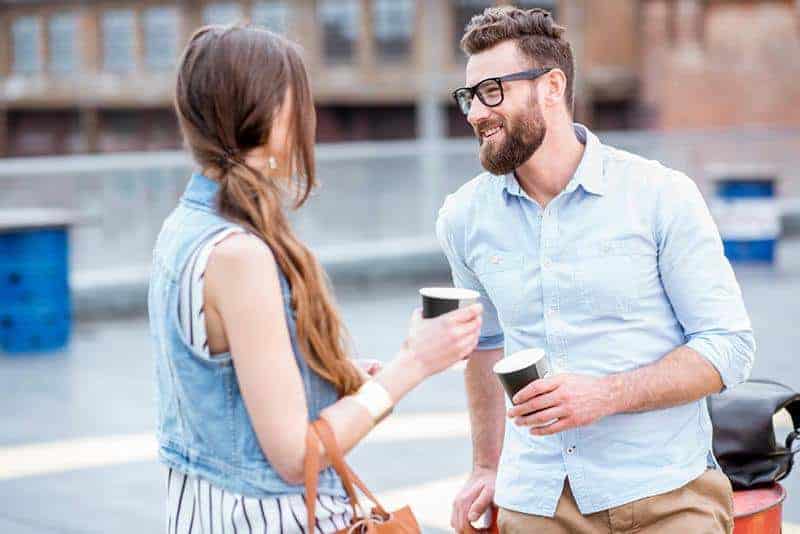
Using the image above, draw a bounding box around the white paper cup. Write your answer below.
[419,287,480,319]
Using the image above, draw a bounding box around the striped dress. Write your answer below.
[168,229,352,534]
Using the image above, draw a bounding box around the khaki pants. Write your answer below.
[498,469,734,534]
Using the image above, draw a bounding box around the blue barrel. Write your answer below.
[0,227,71,354]
[713,176,779,263]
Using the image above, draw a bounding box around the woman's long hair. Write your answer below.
[174,25,364,396]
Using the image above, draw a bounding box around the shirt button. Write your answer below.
[567,446,576,454]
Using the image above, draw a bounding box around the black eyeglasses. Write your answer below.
[452,67,554,116]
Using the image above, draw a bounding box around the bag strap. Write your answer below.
[313,418,390,517]
[305,422,365,534]
[341,464,390,518]
[307,427,363,531]
[304,425,322,534]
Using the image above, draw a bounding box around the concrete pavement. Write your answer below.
[2,239,800,532]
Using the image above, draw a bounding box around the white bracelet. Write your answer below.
[352,380,394,424]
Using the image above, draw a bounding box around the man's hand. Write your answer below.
[451,466,496,533]
[507,373,618,436]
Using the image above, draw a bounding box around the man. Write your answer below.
[437,6,755,534]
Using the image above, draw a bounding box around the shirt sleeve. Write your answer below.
[655,170,756,389]
[436,195,505,351]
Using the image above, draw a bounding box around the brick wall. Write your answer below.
[641,0,800,129]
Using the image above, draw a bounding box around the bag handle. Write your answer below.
[303,419,388,532]
[313,418,391,516]
[781,395,800,454]
[304,425,323,534]
[314,420,365,506]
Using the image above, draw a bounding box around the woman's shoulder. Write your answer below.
[202,232,289,324]
[208,232,278,277]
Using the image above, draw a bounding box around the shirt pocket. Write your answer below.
[568,238,654,319]
[475,252,525,326]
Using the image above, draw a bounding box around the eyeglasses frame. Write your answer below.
[452,67,555,115]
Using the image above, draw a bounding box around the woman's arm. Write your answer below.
[205,234,481,485]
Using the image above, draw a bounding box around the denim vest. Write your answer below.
[149,172,346,498]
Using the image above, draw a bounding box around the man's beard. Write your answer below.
[477,105,546,176]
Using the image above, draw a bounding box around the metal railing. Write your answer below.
[1,126,798,304]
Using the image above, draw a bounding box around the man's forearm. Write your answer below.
[605,344,723,415]
[464,348,505,470]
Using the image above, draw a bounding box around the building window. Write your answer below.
[99,109,145,152]
[103,9,136,74]
[12,16,41,74]
[203,3,244,25]
[373,0,414,61]
[252,1,289,33]
[452,0,492,57]
[48,13,77,74]
[315,104,417,142]
[319,0,360,64]
[144,7,179,71]
[7,110,82,157]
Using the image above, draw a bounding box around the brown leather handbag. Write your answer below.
[305,417,421,533]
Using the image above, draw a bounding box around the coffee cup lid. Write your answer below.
[493,348,546,374]
[419,287,480,300]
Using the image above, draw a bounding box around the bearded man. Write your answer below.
[437,6,755,534]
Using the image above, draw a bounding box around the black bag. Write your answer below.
[708,379,800,490]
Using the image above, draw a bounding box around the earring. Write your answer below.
[268,156,278,170]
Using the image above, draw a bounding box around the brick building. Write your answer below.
[640,0,800,129]
[0,0,798,157]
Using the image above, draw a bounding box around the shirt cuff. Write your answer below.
[685,334,754,389]
[477,333,505,351]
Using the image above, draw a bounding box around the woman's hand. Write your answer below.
[354,358,383,378]
[402,304,483,377]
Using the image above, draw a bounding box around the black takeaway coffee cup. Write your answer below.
[419,287,480,319]
[493,348,557,428]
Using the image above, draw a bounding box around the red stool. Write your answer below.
[733,484,786,534]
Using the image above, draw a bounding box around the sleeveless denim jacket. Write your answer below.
[149,172,346,498]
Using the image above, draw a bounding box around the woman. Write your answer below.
[149,25,483,534]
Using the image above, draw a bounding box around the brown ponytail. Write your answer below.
[174,25,364,396]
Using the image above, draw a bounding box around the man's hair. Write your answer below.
[460,6,575,113]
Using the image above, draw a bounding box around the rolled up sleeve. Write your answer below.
[436,195,505,350]
[656,171,756,388]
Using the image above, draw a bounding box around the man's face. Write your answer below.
[465,41,547,175]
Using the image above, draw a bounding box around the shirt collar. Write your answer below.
[502,123,606,199]
[181,171,220,209]
[566,123,606,196]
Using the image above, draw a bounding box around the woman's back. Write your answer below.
[149,172,347,499]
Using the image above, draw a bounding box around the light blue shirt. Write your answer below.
[436,124,755,516]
